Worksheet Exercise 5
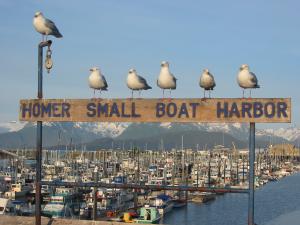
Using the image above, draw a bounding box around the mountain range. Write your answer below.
[0,121,299,150]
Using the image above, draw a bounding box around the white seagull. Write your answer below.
[237,64,260,98]
[88,67,108,98]
[157,61,177,98]
[127,69,152,98]
[199,69,216,98]
[33,11,63,41]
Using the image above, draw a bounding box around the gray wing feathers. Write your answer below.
[250,72,260,88]
[137,75,152,89]
[102,76,108,90]
[45,18,63,38]
[171,74,177,89]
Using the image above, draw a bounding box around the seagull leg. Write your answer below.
[209,90,211,98]
[169,89,172,99]
[139,90,141,98]
[163,89,165,99]
[249,89,252,98]
[242,89,245,98]
[93,89,95,99]
[131,90,134,99]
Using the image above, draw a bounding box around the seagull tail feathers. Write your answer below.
[54,32,63,38]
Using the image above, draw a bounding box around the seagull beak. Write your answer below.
[89,69,93,72]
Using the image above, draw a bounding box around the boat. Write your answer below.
[42,191,80,218]
[134,206,161,224]
[191,192,216,203]
[172,199,187,208]
[149,194,174,215]
[4,183,32,200]
[0,198,9,215]
[0,198,33,216]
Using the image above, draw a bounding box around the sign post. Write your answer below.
[35,40,52,225]
[248,122,255,225]
[19,98,291,123]
[19,97,291,225]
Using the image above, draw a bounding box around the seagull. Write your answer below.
[33,11,63,41]
[157,61,177,98]
[88,67,108,98]
[199,69,216,98]
[237,64,260,98]
[126,69,152,98]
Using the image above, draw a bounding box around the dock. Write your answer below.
[0,216,142,225]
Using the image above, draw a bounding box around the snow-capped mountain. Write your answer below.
[256,126,300,142]
[73,122,129,137]
[0,121,299,149]
[158,122,249,140]
[10,122,129,137]
[0,121,27,133]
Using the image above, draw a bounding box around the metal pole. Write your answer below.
[248,122,255,225]
[93,171,98,220]
[35,40,52,225]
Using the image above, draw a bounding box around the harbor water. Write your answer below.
[162,172,300,225]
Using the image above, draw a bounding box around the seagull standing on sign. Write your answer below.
[199,69,216,98]
[157,61,177,98]
[237,64,260,98]
[126,69,152,98]
[88,67,108,98]
[33,11,63,41]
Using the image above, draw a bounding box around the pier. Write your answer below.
[0,215,141,225]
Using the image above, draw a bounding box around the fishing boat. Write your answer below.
[134,205,161,224]
[149,194,174,215]
[191,192,216,203]
[42,190,80,218]
[4,183,31,200]
[0,198,33,216]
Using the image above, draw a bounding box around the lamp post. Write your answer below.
[35,40,52,225]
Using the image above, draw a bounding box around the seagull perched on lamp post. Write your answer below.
[88,67,108,98]
[33,11,63,41]
[237,64,260,98]
[199,69,216,98]
[126,69,152,98]
[157,61,177,98]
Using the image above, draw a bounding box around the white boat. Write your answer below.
[4,183,31,199]
[149,194,174,215]
[0,198,9,215]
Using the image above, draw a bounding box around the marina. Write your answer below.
[0,144,299,224]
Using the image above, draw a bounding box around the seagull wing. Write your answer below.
[45,18,63,38]
[250,72,260,88]
[102,75,108,90]
[137,75,152,89]
[170,73,177,89]
[208,72,216,87]
[171,73,177,81]
[250,72,258,84]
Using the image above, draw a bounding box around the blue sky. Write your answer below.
[0,0,299,128]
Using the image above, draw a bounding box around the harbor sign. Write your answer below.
[19,98,291,123]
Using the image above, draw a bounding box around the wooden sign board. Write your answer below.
[19,98,291,123]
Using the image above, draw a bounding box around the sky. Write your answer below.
[0,0,299,129]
